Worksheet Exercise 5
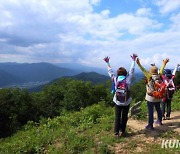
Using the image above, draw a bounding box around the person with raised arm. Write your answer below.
[136,57,169,130]
[104,54,137,137]
[161,64,180,120]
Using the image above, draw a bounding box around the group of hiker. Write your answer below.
[103,54,179,137]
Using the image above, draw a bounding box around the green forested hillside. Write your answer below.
[0,78,112,138]
[0,72,179,153]
[29,72,110,92]
[0,102,114,153]
[66,72,109,84]
[0,95,179,153]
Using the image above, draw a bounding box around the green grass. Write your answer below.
[171,90,180,111]
[0,92,179,153]
[0,101,116,153]
[146,141,180,154]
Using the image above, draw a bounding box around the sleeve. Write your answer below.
[137,61,151,81]
[126,61,135,85]
[159,62,167,75]
[106,63,116,81]
[172,64,178,76]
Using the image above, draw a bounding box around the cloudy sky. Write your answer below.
[0,0,179,70]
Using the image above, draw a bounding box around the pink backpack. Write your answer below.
[116,79,130,102]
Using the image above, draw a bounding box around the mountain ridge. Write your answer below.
[0,62,78,87]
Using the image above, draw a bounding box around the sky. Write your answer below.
[0,0,180,70]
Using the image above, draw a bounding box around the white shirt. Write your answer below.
[107,61,135,106]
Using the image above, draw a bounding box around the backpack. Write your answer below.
[115,78,130,102]
[148,75,166,99]
[164,77,175,100]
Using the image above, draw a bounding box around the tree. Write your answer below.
[0,88,32,137]
[174,71,180,89]
[130,79,146,102]
[63,80,93,111]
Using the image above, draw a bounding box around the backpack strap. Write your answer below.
[164,76,175,88]
[147,77,155,92]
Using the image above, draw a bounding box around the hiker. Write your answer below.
[104,54,137,137]
[136,57,169,130]
[161,64,180,120]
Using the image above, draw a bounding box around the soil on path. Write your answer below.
[114,111,180,154]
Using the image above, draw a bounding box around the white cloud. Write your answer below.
[155,0,180,14]
[140,53,166,67]
[0,38,8,42]
[136,8,152,17]
[0,10,13,28]
[101,9,110,18]
[90,0,101,5]
[66,12,161,41]
[170,12,180,31]
[0,54,32,63]
[0,0,179,70]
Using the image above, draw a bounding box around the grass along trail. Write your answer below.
[113,111,180,154]
[128,111,180,134]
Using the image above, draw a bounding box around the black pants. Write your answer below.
[114,104,130,134]
[161,99,171,118]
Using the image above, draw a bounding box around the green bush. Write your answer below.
[0,102,114,153]
[171,90,180,111]
[0,78,113,137]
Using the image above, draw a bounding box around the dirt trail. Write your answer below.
[128,111,180,134]
[114,111,180,154]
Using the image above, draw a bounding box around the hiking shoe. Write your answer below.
[166,117,170,120]
[114,132,119,138]
[145,125,154,130]
[155,120,163,125]
[121,132,130,137]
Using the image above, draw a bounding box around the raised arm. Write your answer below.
[172,64,180,76]
[103,56,115,79]
[126,54,137,84]
[136,57,151,81]
[159,58,169,75]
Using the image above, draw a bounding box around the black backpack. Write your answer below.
[165,77,175,99]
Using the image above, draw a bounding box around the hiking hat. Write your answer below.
[149,66,158,75]
[164,69,172,77]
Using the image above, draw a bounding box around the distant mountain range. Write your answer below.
[55,63,107,75]
[0,62,78,87]
[66,72,109,84]
[29,71,144,92]
[0,69,25,86]
[28,71,110,92]
[0,62,144,89]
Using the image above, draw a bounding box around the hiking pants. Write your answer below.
[161,99,171,118]
[114,104,130,134]
[147,101,162,126]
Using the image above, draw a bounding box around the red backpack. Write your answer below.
[148,75,166,99]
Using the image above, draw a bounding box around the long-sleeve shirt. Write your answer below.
[107,61,135,106]
[162,65,178,91]
[172,64,179,77]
